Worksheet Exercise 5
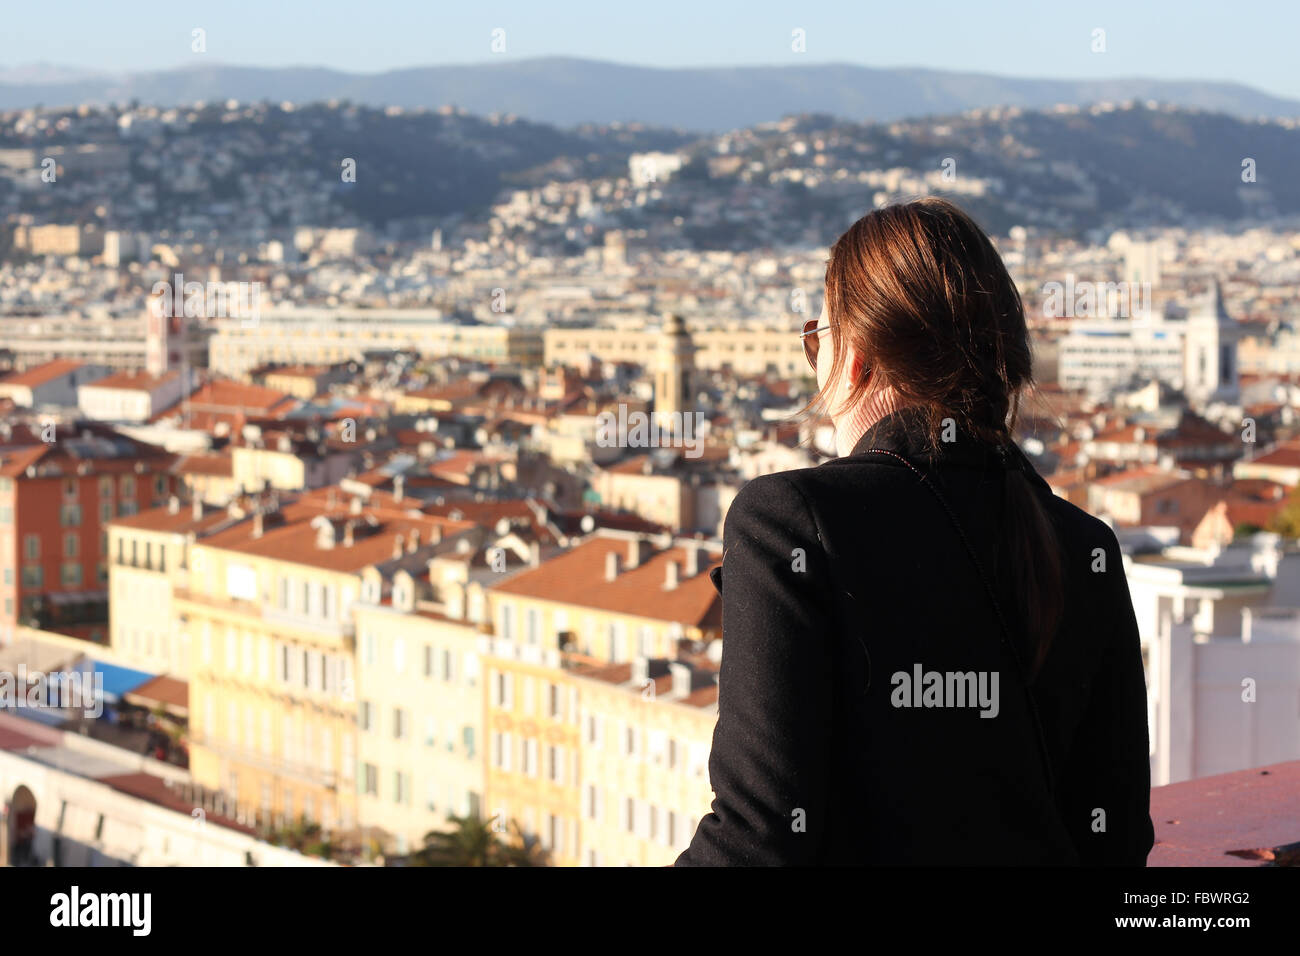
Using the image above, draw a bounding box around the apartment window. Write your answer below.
[393,637,406,675]
[424,715,437,747]
[423,644,434,677]
[548,745,563,783]
[363,763,378,797]
[117,500,137,517]
[99,501,112,523]
[494,672,513,709]
[120,475,135,497]
[525,607,539,645]
[98,475,113,499]
[393,707,407,740]
[60,563,81,587]
[463,726,475,760]
[549,684,561,719]
[359,700,373,733]
[153,474,167,498]
[625,797,635,833]
[279,578,289,609]
[442,648,453,682]
[21,566,42,589]
[23,535,38,560]
[62,478,78,500]
[63,533,78,557]
[59,504,81,527]
[523,739,537,776]
[96,561,107,585]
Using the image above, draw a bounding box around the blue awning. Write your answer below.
[74,659,156,704]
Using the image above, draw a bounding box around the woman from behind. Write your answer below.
[675,197,1155,866]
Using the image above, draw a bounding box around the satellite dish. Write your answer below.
[580,515,595,534]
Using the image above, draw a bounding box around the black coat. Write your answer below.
[675,406,1155,866]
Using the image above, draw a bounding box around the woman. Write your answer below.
[675,198,1154,866]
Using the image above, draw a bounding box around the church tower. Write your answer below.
[1182,279,1240,407]
[654,312,694,424]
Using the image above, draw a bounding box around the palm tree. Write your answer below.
[411,813,549,866]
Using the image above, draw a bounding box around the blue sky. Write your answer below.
[4,0,1298,99]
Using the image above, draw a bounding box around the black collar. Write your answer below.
[843,405,1053,496]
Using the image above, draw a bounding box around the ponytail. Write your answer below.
[1001,466,1064,681]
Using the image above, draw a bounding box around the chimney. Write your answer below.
[529,541,540,567]
[394,474,405,501]
[627,537,651,569]
[408,529,420,553]
[683,545,701,577]
[192,496,203,521]
[664,560,679,590]
[253,510,264,539]
[605,551,622,582]
[430,525,442,545]
[343,521,355,547]
[350,496,362,515]
[167,495,180,515]
[393,533,405,559]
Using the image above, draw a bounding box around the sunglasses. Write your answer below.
[800,318,830,372]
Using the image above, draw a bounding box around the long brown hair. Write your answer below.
[821,196,1062,679]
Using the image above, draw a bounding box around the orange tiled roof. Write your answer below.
[82,369,179,392]
[0,359,86,388]
[490,535,720,627]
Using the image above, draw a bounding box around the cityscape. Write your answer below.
[0,4,1298,890]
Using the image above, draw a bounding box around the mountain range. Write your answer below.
[2,57,1298,130]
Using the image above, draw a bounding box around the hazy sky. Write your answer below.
[4,0,1297,99]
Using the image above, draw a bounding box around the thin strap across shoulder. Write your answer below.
[860,446,1057,800]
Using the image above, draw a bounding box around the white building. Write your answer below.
[1057,282,1239,407]
[77,369,194,423]
[1124,534,1300,786]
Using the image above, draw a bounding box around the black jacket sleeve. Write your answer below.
[674,474,837,865]
[1058,526,1156,864]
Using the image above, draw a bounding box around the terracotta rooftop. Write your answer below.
[81,369,180,392]
[1241,441,1300,470]
[490,534,721,626]
[192,493,476,573]
[0,359,86,388]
